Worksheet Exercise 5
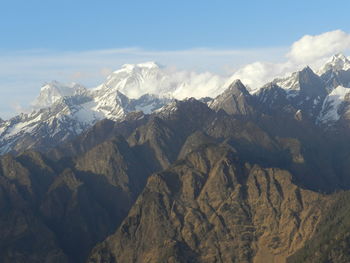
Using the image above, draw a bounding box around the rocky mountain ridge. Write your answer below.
[1,54,350,155]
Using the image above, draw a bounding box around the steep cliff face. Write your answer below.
[0,136,156,263]
[88,144,328,263]
[0,153,69,263]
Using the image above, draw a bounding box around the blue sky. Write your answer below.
[0,0,350,119]
[1,0,350,51]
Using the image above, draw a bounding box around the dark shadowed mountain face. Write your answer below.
[2,56,350,262]
[0,140,155,263]
[209,80,256,116]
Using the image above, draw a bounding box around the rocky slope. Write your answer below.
[88,143,328,263]
[287,191,350,263]
[0,136,157,263]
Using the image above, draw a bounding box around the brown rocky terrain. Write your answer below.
[87,143,330,263]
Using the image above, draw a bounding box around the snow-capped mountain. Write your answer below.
[317,56,350,125]
[94,62,224,99]
[33,81,88,109]
[265,54,350,124]
[0,61,225,154]
[96,62,173,99]
[2,55,350,154]
[313,54,350,125]
[318,53,350,76]
[0,63,178,154]
[273,54,350,92]
[319,54,350,93]
[266,66,326,119]
[317,85,350,123]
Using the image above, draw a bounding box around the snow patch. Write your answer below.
[317,86,350,123]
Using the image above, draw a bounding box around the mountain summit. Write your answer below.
[318,53,350,75]
[33,81,88,109]
[1,54,350,154]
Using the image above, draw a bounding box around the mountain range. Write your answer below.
[1,54,350,155]
[1,53,350,263]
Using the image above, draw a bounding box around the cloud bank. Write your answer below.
[287,30,350,64]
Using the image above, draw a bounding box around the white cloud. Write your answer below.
[170,71,225,99]
[229,30,350,91]
[287,30,350,64]
[227,61,288,90]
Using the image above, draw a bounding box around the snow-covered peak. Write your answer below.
[318,53,350,75]
[317,85,350,124]
[274,70,301,91]
[274,66,319,91]
[94,61,225,101]
[130,94,172,115]
[33,81,87,109]
[153,100,181,120]
[94,61,170,99]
